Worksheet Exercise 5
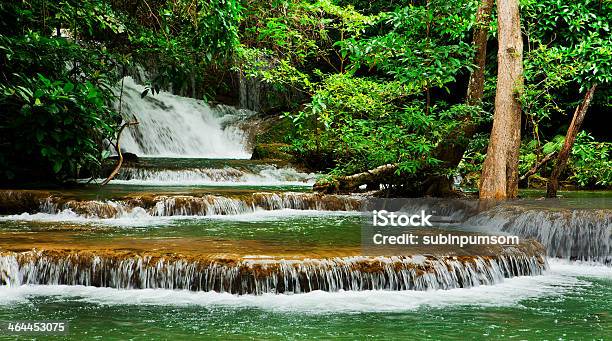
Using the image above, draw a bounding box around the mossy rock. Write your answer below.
[251,143,294,161]
[255,118,292,144]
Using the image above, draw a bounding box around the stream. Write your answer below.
[0,80,610,339]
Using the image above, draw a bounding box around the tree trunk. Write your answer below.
[546,84,597,198]
[479,0,524,199]
[467,0,494,105]
[431,0,494,169]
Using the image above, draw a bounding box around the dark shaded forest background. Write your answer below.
[0,0,610,194]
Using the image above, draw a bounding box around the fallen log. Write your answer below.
[313,164,398,194]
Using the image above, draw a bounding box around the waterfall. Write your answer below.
[112,164,316,186]
[0,192,364,219]
[0,247,547,295]
[117,77,252,158]
[363,198,612,263]
[465,204,612,263]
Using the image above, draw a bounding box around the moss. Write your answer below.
[255,117,292,144]
[251,143,294,161]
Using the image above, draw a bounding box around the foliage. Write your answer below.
[521,0,611,144]
[242,0,374,69]
[0,72,117,180]
[288,73,479,175]
[128,0,242,97]
[0,0,609,190]
[459,132,611,190]
[568,132,611,187]
[240,0,482,178]
[0,27,120,181]
[237,0,376,103]
[342,0,477,92]
[457,133,489,174]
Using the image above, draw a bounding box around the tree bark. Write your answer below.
[432,0,494,169]
[546,84,597,198]
[479,0,524,199]
[467,0,494,105]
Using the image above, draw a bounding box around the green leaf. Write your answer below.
[53,161,63,173]
[63,82,75,92]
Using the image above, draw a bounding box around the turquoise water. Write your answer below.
[1,208,610,340]
[0,212,363,248]
[1,160,611,339]
[1,267,610,340]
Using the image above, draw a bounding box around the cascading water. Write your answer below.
[364,198,612,263]
[117,77,252,158]
[0,192,364,219]
[464,204,612,263]
[113,164,316,186]
[0,246,547,295]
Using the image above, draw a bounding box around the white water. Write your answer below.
[117,77,251,158]
[0,209,358,227]
[0,249,546,294]
[464,204,612,262]
[0,260,608,313]
[110,164,316,186]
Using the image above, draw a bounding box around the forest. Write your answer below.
[0,2,611,338]
[1,0,610,198]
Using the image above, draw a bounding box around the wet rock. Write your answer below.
[24,192,364,218]
[0,243,547,294]
[109,152,139,162]
[0,190,50,214]
[251,143,293,161]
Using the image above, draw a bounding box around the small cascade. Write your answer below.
[0,246,547,294]
[13,192,364,219]
[117,77,252,158]
[113,164,316,186]
[465,205,612,263]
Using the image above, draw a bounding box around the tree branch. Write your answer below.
[100,121,139,186]
[520,151,556,181]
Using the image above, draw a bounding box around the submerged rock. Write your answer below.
[109,152,139,162]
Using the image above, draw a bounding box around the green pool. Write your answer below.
[1,261,610,340]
